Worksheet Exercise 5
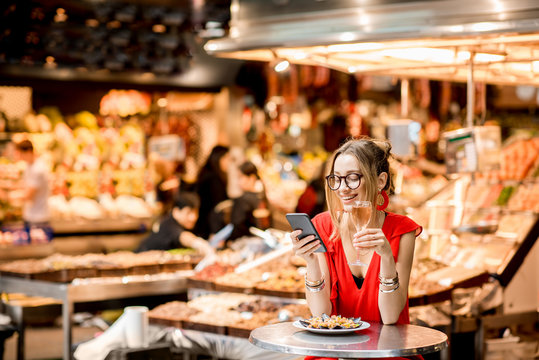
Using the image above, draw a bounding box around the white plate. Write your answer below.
[293,320,370,334]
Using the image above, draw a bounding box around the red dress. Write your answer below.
[305,211,423,360]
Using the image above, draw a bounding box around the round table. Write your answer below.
[249,321,448,359]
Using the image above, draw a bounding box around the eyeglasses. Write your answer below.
[325,173,363,190]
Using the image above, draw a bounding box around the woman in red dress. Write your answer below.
[291,137,422,360]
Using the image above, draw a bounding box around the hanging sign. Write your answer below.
[444,126,501,174]
[148,135,185,162]
[444,128,477,173]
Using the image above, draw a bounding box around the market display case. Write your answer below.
[0,250,201,281]
[148,293,310,339]
[0,248,201,360]
[407,167,539,306]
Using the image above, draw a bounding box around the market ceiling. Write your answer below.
[205,0,539,86]
[0,0,241,90]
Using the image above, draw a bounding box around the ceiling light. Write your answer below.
[447,25,465,33]
[85,19,99,27]
[381,48,456,63]
[107,20,121,29]
[157,98,168,107]
[509,63,533,72]
[357,10,370,26]
[152,24,166,33]
[141,72,155,80]
[456,51,471,61]
[327,43,382,52]
[492,0,504,13]
[54,8,67,22]
[44,56,57,69]
[274,60,290,72]
[205,43,218,52]
[339,32,356,42]
[474,53,505,62]
[471,22,499,32]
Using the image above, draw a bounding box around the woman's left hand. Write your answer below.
[353,228,392,257]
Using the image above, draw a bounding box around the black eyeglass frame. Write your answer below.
[325,173,363,190]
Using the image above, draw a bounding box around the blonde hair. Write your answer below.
[325,137,393,242]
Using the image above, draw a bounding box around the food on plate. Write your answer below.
[300,314,362,329]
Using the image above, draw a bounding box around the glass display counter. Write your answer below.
[408,175,539,305]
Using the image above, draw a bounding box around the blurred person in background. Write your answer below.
[136,191,214,256]
[11,139,52,243]
[295,161,327,218]
[193,145,230,238]
[152,156,183,217]
[227,161,270,242]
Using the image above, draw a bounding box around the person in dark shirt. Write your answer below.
[136,192,214,255]
[228,161,270,241]
[193,145,230,238]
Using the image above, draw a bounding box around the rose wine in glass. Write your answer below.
[347,200,372,266]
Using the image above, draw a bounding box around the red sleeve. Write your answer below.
[385,212,422,239]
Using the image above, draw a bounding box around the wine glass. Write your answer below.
[346,200,372,266]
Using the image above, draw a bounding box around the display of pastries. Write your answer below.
[148,294,311,336]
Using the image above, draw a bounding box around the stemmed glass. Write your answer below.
[346,200,372,266]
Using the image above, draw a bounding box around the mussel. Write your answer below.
[299,319,311,327]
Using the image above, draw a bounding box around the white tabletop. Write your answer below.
[250,321,448,358]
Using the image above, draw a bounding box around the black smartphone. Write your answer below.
[286,213,327,253]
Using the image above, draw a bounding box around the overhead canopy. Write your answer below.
[205,0,539,85]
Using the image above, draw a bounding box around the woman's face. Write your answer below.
[332,153,367,207]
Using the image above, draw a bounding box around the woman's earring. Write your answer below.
[376,189,389,211]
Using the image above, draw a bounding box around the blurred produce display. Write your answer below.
[100,90,152,118]
[498,137,539,180]
[0,249,201,281]
[0,105,157,229]
[149,293,310,337]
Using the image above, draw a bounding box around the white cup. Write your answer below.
[123,306,149,348]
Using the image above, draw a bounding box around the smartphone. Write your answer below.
[286,213,327,253]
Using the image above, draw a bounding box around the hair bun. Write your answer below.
[372,139,392,159]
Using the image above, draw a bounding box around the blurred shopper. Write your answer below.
[153,157,182,217]
[295,161,327,218]
[227,161,270,241]
[136,191,214,256]
[193,145,230,238]
[10,139,53,243]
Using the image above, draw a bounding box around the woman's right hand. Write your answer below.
[290,230,320,263]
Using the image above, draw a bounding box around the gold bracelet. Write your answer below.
[305,275,324,287]
[379,282,400,293]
